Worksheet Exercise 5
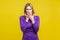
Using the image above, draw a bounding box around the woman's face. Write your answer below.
[26,6,32,16]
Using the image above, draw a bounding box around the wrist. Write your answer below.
[32,20,35,24]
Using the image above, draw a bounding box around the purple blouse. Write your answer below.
[20,16,40,40]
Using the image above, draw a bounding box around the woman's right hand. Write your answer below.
[25,14,29,22]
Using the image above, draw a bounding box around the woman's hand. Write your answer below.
[24,13,35,24]
[25,14,29,22]
[29,15,35,24]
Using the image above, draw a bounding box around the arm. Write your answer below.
[32,16,40,33]
[20,16,28,33]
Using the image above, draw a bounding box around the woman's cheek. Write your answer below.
[29,10,32,15]
[26,10,29,14]
[26,10,32,15]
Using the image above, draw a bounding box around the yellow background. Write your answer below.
[0,0,60,40]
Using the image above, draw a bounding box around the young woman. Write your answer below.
[20,3,40,40]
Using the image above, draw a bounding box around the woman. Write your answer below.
[20,3,40,40]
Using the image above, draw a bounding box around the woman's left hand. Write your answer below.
[29,15,35,24]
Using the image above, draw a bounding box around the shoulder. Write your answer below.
[34,16,40,22]
[34,16,40,19]
[19,15,25,20]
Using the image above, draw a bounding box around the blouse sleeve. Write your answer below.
[32,16,40,33]
[20,16,28,33]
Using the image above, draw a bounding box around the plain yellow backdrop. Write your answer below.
[0,0,60,40]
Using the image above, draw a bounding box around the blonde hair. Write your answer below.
[24,3,35,15]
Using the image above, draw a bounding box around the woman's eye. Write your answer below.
[26,9,32,10]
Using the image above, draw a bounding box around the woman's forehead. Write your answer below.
[26,6,32,9]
